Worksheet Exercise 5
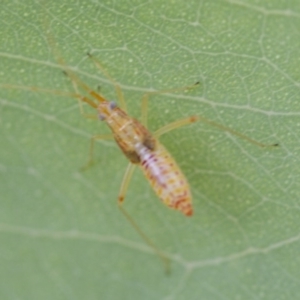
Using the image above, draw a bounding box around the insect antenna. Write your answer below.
[40,1,107,107]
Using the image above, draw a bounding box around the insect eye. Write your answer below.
[109,101,117,110]
[99,113,106,121]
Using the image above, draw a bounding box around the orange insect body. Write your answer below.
[138,142,192,216]
[97,100,193,216]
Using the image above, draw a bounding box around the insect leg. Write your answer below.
[118,163,170,273]
[154,116,198,138]
[140,82,199,126]
[81,134,114,171]
[87,53,127,112]
[194,116,279,147]
[0,83,99,118]
[155,114,278,148]
[118,203,171,274]
[118,163,137,203]
[61,74,103,118]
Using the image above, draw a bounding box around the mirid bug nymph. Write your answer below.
[1,10,278,270]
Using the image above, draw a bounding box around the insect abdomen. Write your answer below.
[137,142,193,216]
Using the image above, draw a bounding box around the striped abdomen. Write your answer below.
[137,142,193,216]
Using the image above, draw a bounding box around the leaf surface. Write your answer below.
[1,1,300,299]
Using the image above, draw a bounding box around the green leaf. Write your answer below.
[1,0,299,299]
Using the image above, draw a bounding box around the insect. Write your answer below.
[2,12,278,271]
[68,55,278,220]
[82,63,197,217]
[2,56,278,271]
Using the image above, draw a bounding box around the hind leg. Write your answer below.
[154,114,278,148]
[117,162,170,273]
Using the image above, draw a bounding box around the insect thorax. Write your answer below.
[113,120,156,164]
